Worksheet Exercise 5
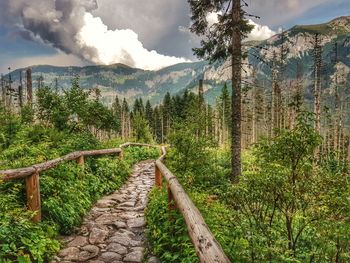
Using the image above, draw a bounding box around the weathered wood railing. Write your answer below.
[155,146,231,263]
[0,142,152,222]
[0,143,230,262]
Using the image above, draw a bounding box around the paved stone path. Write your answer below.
[52,161,159,263]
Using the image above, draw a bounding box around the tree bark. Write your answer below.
[231,0,242,182]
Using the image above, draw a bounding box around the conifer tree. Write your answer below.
[112,95,122,135]
[145,100,154,132]
[162,92,172,140]
[188,0,253,182]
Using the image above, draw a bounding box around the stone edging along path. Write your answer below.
[51,161,159,263]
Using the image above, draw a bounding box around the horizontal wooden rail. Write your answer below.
[155,146,231,263]
[0,148,122,181]
[0,143,152,222]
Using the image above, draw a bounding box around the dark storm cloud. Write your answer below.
[0,0,99,60]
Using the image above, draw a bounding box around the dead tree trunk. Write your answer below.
[26,69,33,105]
[313,34,322,134]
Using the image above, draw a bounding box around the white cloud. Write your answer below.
[206,12,221,27]
[246,20,276,41]
[206,12,275,41]
[76,13,189,70]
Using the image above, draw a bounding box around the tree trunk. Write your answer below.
[314,34,322,135]
[231,0,242,182]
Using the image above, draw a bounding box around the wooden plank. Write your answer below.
[156,159,231,263]
[25,171,41,222]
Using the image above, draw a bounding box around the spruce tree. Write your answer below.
[145,100,154,132]
[188,0,253,182]
[112,95,122,135]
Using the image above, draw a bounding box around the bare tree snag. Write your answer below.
[314,34,322,134]
[26,68,33,105]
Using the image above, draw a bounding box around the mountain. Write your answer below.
[6,61,209,105]
[5,16,350,106]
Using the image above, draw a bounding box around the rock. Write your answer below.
[89,228,109,244]
[100,252,122,262]
[148,256,160,263]
[119,201,136,207]
[106,243,128,255]
[96,199,115,208]
[117,229,136,237]
[123,250,144,263]
[88,261,104,263]
[119,212,139,220]
[78,245,99,261]
[68,236,88,247]
[108,235,141,246]
[114,221,127,229]
[131,247,145,253]
[59,247,80,259]
[109,194,125,202]
[127,217,146,228]
[95,214,116,225]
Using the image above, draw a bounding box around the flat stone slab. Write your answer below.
[53,161,158,263]
[127,217,146,228]
[123,251,143,262]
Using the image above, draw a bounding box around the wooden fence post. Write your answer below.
[155,165,162,187]
[167,183,176,210]
[25,171,41,222]
[118,150,124,160]
[76,155,84,166]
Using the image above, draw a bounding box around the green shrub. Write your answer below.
[145,188,198,263]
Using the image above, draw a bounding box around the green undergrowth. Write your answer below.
[146,188,235,263]
[0,125,159,262]
[145,115,350,262]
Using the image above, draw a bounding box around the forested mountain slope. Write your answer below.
[5,16,350,106]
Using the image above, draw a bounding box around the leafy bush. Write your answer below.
[123,146,159,165]
[146,188,198,263]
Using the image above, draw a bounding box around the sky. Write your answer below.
[0,0,349,73]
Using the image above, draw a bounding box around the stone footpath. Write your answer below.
[52,161,158,263]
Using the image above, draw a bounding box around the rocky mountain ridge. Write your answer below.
[5,16,350,105]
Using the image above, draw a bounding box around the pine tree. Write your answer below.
[121,98,130,138]
[112,95,122,135]
[162,92,172,140]
[188,0,253,182]
[145,100,154,133]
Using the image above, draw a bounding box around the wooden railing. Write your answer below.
[0,143,230,262]
[155,146,231,263]
[0,142,152,222]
